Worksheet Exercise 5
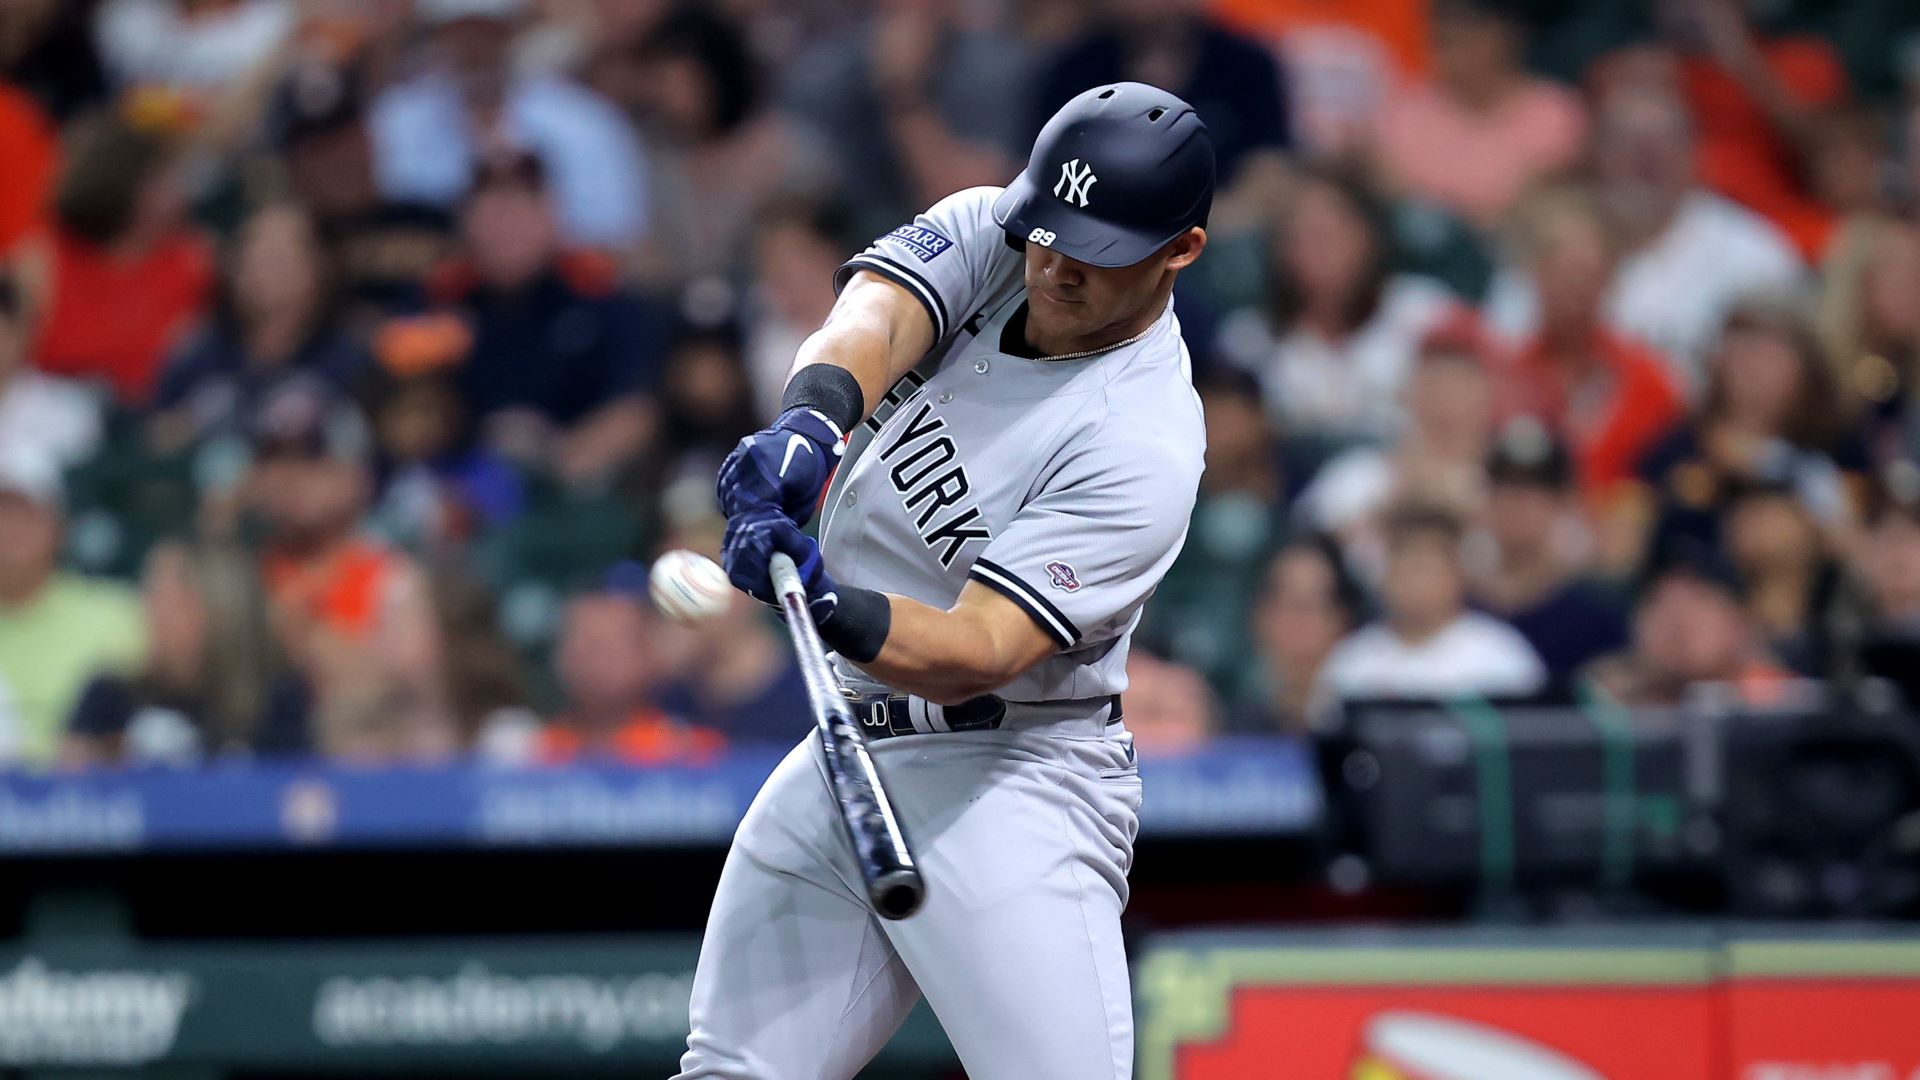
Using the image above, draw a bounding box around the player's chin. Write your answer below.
[1029,295,1092,335]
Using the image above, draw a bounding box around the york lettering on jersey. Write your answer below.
[879,402,992,567]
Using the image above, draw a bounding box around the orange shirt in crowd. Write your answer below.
[536,711,726,766]
[0,85,55,256]
[1503,329,1685,499]
[1209,0,1428,153]
[262,538,403,644]
[30,228,214,406]
[1209,0,1429,75]
[1682,37,1847,261]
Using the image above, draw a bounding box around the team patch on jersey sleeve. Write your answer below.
[1045,561,1081,592]
[885,224,954,263]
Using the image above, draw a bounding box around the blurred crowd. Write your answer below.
[5,0,1920,771]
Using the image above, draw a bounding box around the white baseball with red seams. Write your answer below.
[649,549,732,623]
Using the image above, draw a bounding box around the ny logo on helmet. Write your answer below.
[1053,159,1098,207]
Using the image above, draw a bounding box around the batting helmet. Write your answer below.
[993,82,1216,268]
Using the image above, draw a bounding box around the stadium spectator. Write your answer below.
[1497,188,1685,503]
[0,0,108,123]
[1207,0,1427,159]
[1816,217,1920,461]
[1583,538,1791,707]
[1851,460,1920,703]
[0,274,102,473]
[149,203,366,450]
[535,590,724,765]
[742,199,850,421]
[1484,84,1802,385]
[1649,0,1851,259]
[1721,478,1848,676]
[1636,296,1866,556]
[1314,502,1546,715]
[244,381,450,760]
[1473,423,1629,683]
[783,0,1037,233]
[1143,372,1287,696]
[0,81,56,256]
[1121,649,1218,752]
[620,7,838,284]
[654,323,761,479]
[63,540,309,767]
[1295,319,1495,567]
[93,0,296,102]
[1028,0,1290,186]
[360,355,524,552]
[271,56,457,323]
[426,568,533,749]
[368,0,648,249]
[1373,0,1586,228]
[1229,535,1362,735]
[653,570,809,745]
[1858,462,1920,637]
[0,448,146,769]
[1215,168,1456,442]
[425,148,665,488]
[19,110,214,407]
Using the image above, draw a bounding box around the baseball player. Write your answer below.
[678,82,1215,1080]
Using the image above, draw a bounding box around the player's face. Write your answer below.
[1022,228,1204,351]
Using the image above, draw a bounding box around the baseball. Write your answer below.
[649,549,733,623]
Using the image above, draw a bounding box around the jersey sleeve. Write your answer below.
[833,185,1006,345]
[966,434,1201,651]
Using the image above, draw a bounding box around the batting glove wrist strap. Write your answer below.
[780,363,865,436]
[818,584,891,664]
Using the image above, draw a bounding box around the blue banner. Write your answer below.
[0,737,1319,855]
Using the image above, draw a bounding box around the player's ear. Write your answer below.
[1164,227,1206,272]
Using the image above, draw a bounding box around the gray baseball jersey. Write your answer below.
[676,185,1202,1080]
[821,185,1206,703]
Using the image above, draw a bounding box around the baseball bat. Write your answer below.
[768,553,925,920]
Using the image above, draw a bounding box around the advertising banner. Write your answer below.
[0,937,955,1072]
[0,737,1318,855]
[1723,939,1920,1080]
[1138,929,1920,1080]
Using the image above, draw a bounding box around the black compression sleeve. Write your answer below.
[781,365,865,435]
[818,584,891,664]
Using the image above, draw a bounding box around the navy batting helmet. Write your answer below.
[993,82,1215,268]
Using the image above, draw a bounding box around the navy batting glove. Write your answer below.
[722,509,841,626]
[716,408,845,524]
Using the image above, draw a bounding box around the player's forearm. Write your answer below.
[789,318,893,425]
[839,594,1031,705]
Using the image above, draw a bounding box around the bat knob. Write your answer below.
[871,869,925,920]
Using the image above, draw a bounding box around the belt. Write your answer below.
[841,691,1123,740]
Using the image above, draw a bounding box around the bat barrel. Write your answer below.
[768,554,925,920]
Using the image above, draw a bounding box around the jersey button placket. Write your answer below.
[973,359,990,374]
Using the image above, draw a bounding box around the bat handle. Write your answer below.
[769,552,804,605]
